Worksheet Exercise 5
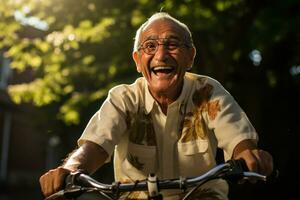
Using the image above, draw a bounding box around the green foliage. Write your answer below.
[1,0,299,129]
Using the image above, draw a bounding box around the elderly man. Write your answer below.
[40,12,273,200]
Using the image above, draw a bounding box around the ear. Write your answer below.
[133,51,141,73]
[186,47,196,71]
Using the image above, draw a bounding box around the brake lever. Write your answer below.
[63,171,87,199]
[225,159,249,182]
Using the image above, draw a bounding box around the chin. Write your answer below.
[155,86,176,95]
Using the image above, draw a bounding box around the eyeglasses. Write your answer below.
[138,38,190,55]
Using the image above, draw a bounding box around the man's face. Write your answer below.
[133,19,196,98]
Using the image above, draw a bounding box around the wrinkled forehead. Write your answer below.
[140,19,187,42]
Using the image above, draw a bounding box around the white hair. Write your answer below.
[133,12,194,52]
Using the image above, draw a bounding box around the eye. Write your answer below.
[166,40,180,50]
[143,40,157,50]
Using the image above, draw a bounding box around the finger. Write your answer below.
[265,151,273,175]
[53,167,69,192]
[234,149,260,183]
[253,149,266,173]
[48,170,57,197]
[243,149,259,172]
[39,170,54,197]
[39,173,46,196]
[258,150,273,175]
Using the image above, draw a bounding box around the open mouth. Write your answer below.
[151,66,175,75]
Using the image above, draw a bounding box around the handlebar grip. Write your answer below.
[225,159,249,182]
[227,159,248,171]
[63,170,88,199]
[227,159,279,183]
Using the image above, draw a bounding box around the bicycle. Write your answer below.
[44,159,278,200]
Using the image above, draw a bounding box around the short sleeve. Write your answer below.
[78,87,129,161]
[207,81,258,160]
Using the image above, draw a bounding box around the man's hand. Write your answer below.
[235,148,273,176]
[233,139,274,176]
[39,166,70,198]
[39,141,108,198]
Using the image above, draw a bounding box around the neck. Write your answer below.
[150,83,183,115]
[155,95,174,115]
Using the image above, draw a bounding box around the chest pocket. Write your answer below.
[122,142,158,180]
[177,139,214,177]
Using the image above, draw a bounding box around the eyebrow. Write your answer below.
[142,35,181,42]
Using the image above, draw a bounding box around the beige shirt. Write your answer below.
[78,72,258,199]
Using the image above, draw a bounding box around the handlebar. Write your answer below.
[45,159,278,200]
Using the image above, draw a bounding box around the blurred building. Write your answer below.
[0,53,46,199]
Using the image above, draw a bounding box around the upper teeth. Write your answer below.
[152,66,173,71]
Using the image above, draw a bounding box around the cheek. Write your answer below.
[175,57,189,70]
[135,55,147,72]
[181,55,193,69]
[141,56,152,70]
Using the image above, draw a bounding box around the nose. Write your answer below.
[154,44,170,61]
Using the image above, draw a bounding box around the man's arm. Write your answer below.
[39,140,108,197]
[232,139,273,176]
[62,140,108,173]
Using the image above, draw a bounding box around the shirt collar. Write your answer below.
[145,80,155,114]
[144,75,190,114]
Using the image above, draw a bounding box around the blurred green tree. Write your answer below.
[1,0,299,130]
[1,1,299,199]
